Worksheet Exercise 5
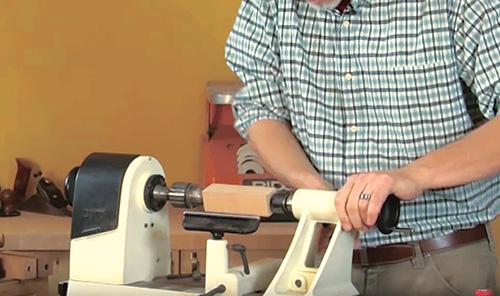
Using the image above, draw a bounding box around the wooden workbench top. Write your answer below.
[0,211,71,251]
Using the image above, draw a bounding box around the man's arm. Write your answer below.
[334,115,500,232]
[247,119,331,190]
[406,115,500,190]
[226,0,330,191]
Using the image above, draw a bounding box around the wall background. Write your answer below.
[0,0,239,187]
[0,0,499,282]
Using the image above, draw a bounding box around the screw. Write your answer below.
[295,279,302,288]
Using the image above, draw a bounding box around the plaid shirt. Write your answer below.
[225,0,500,247]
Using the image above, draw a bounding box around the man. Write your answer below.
[225,0,500,295]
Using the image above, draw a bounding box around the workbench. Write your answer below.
[3,210,498,295]
[0,209,296,296]
[0,211,71,296]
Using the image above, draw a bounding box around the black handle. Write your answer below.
[231,244,250,275]
[376,194,400,234]
[191,252,203,282]
[198,284,226,296]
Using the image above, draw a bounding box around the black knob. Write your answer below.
[376,194,400,234]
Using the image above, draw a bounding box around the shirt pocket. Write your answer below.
[369,60,472,159]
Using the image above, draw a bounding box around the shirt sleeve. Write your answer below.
[455,0,500,119]
[225,0,290,139]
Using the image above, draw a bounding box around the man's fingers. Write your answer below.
[346,177,370,231]
[358,190,371,226]
[366,192,389,226]
[334,180,354,231]
[364,177,393,226]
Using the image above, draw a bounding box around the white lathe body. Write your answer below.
[61,153,401,296]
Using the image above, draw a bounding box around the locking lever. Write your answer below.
[231,244,250,275]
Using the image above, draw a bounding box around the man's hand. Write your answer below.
[334,169,424,232]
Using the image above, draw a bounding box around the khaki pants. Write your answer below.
[352,236,499,296]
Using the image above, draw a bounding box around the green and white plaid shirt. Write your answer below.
[225,0,500,247]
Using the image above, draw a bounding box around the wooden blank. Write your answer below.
[202,184,276,217]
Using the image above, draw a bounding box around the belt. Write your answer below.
[352,224,487,266]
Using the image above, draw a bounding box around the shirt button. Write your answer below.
[343,21,350,28]
[350,126,357,132]
[345,73,353,80]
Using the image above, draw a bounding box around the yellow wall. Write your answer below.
[0,0,240,187]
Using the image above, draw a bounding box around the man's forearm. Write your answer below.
[333,115,500,231]
[404,115,500,190]
[247,119,331,190]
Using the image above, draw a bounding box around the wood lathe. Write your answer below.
[59,153,407,296]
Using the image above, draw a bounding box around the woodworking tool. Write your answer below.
[61,153,406,296]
